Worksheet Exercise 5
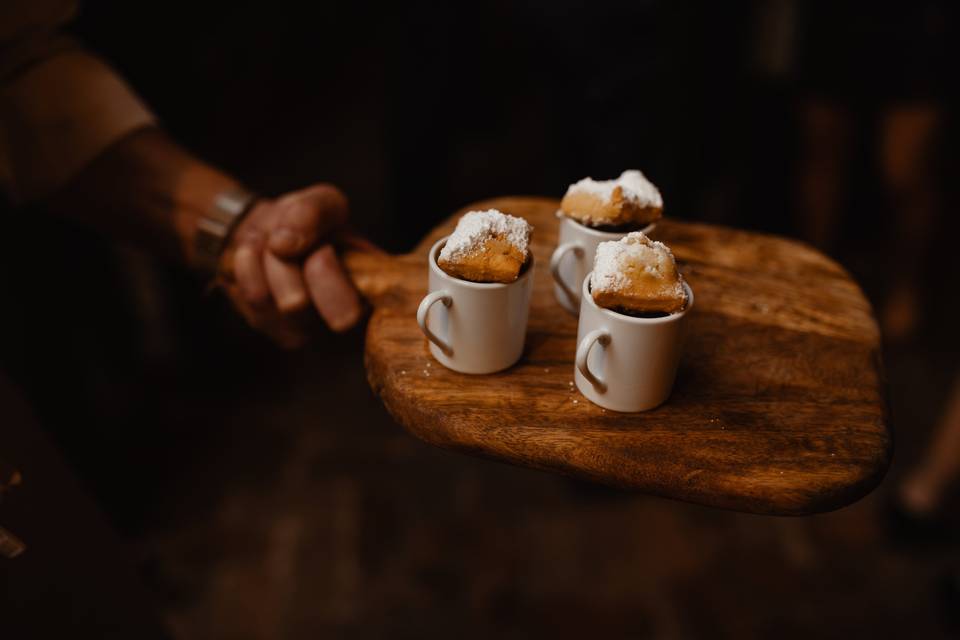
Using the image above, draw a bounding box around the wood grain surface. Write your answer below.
[343,197,891,516]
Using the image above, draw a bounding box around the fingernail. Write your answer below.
[270,228,300,254]
[330,305,362,332]
[277,291,309,313]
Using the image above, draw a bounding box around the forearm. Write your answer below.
[43,126,243,269]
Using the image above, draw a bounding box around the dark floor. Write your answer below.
[0,189,950,638]
[2,204,958,638]
[86,301,957,639]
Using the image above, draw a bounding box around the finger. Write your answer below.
[304,245,363,332]
[233,244,271,311]
[219,221,268,281]
[264,252,310,314]
[268,184,349,258]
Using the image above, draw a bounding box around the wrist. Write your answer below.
[190,185,259,276]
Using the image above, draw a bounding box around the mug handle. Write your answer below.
[550,242,585,307]
[576,328,610,392]
[417,290,453,355]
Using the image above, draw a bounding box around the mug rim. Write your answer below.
[429,236,535,289]
[555,210,656,239]
[581,271,694,325]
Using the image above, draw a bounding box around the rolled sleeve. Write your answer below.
[0,49,156,204]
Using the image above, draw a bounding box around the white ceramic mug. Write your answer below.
[417,236,534,374]
[550,213,656,313]
[574,274,693,412]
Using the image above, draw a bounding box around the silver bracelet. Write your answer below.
[194,187,258,276]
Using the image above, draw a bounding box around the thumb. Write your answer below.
[268,184,348,259]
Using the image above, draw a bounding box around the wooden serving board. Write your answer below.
[343,197,890,516]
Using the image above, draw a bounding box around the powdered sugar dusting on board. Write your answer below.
[565,170,663,208]
[439,209,532,262]
[591,231,679,294]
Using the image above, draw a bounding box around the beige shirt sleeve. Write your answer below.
[0,0,156,204]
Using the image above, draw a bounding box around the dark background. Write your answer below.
[2,1,960,637]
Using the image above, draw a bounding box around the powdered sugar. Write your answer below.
[565,170,663,208]
[591,231,678,294]
[439,209,532,262]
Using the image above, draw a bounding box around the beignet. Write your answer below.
[590,231,685,314]
[438,209,533,283]
[560,170,663,229]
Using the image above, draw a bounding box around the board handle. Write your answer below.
[340,242,409,307]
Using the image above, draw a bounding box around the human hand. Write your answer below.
[219,184,363,347]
